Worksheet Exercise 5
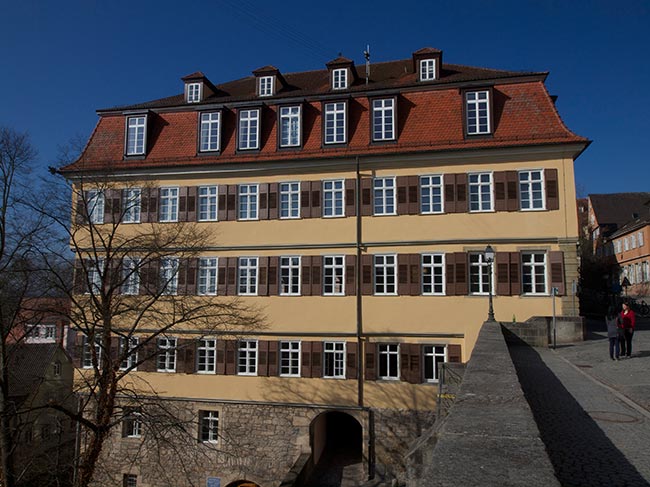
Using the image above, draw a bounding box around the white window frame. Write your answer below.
[279,341,301,377]
[157,337,177,372]
[466,90,491,135]
[323,255,345,295]
[237,339,258,376]
[198,257,218,296]
[324,102,346,144]
[373,177,396,216]
[279,182,300,219]
[119,336,139,371]
[126,116,147,156]
[160,258,179,295]
[332,68,348,89]
[624,237,629,251]
[159,187,179,222]
[639,231,645,247]
[519,170,545,211]
[374,254,397,295]
[238,257,258,296]
[372,98,395,141]
[420,59,436,81]
[378,343,400,380]
[122,188,141,223]
[198,185,218,221]
[200,112,221,152]
[199,410,219,443]
[238,109,260,150]
[87,189,105,224]
[187,82,202,103]
[469,173,494,212]
[121,257,141,295]
[322,179,345,217]
[238,184,259,220]
[422,253,445,295]
[124,409,143,438]
[197,338,217,374]
[420,175,444,214]
[323,341,346,378]
[280,256,301,296]
[630,234,637,249]
[279,106,301,147]
[25,324,56,342]
[424,345,447,383]
[522,252,548,295]
[82,335,102,369]
[87,258,104,295]
[469,253,493,295]
[258,76,274,97]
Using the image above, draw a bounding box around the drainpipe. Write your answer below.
[356,156,364,408]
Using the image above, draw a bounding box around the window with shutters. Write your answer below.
[160,258,179,295]
[280,182,300,218]
[122,257,140,295]
[280,341,301,377]
[237,340,258,375]
[125,115,147,155]
[372,98,395,141]
[238,109,260,150]
[469,253,492,295]
[119,336,139,371]
[280,256,301,295]
[324,102,346,144]
[82,334,101,369]
[374,254,397,295]
[198,186,218,221]
[280,106,301,147]
[422,254,445,295]
[522,252,547,295]
[323,179,345,217]
[123,474,137,487]
[519,170,545,210]
[465,90,490,135]
[86,258,104,295]
[157,337,177,372]
[200,112,220,152]
[197,338,217,373]
[469,173,493,212]
[122,188,141,223]
[323,256,345,295]
[373,177,396,215]
[332,68,348,89]
[87,189,105,224]
[123,408,142,438]
[199,410,219,443]
[238,257,258,295]
[198,258,218,295]
[420,59,436,81]
[159,187,179,222]
[420,175,443,214]
[378,344,399,380]
[423,345,446,382]
[238,184,259,220]
[323,341,345,378]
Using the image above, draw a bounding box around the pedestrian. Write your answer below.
[605,306,620,360]
[619,300,636,358]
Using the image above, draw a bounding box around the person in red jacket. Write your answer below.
[619,301,636,358]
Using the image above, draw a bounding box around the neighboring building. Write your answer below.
[607,215,650,297]
[7,297,71,347]
[587,192,650,252]
[59,47,588,486]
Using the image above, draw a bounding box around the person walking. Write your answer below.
[605,306,621,360]
[619,301,636,358]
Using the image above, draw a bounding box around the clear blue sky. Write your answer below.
[1,0,648,195]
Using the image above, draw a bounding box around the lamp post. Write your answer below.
[484,245,495,322]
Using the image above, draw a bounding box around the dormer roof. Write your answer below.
[326,56,354,68]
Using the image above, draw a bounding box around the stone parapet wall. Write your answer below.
[503,316,585,347]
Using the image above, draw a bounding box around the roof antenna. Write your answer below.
[364,45,370,85]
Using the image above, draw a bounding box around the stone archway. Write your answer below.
[225,481,260,487]
[309,411,363,483]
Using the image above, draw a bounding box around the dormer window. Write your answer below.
[125,115,147,156]
[413,47,442,83]
[332,68,348,89]
[420,59,436,81]
[187,82,202,103]
[465,90,492,135]
[258,76,274,97]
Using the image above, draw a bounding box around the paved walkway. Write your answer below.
[509,316,650,487]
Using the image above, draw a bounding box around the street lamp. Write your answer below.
[484,245,495,322]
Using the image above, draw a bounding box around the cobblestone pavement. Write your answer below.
[509,316,650,487]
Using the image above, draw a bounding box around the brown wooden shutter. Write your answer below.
[445,252,456,296]
[345,179,356,217]
[226,257,237,296]
[455,173,468,213]
[268,256,279,295]
[75,192,86,224]
[258,340,269,377]
[409,253,420,296]
[104,189,118,223]
[258,183,269,220]
[300,183,311,219]
[227,185,237,221]
[448,344,462,363]
[139,260,158,296]
[396,176,409,215]
[311,255,322,296]
[345,255,356,296]
[545,168,559,210]
[496,252,511,296]
[443,174,455,213]
[310,181,322,218]
[182,339,196,374]
[454,252,468,295]
[268,183,279,220]
[148,187,159,222]
[408,343,422,384]
[217,258,227,296]
[400,344,410,382]
[549,251,565,295]
[268,341,279,376]
[301,341,312,378]
[176,258,189,295]
[361,254,373,295]
[510,252,521,295]
[360,178,372,216]
[217,185,228,221]
[139,340,157,372]
[258,256,269,296]
[112,190,122,223]
[225,340,237,375]
[69,330,82,368]
[364,342,376,381]
[506,171,519,211]
[346,341,358,379]
[494,172,507,212]
[178,186,189,222]
[408,175,420,215]
[187,258,197,295]
[397,254,409,296]
[73,260,85,295]
[216,339,226,375]
[187,186,197,222]
[301,256,312,296]
[311,341,323,378]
